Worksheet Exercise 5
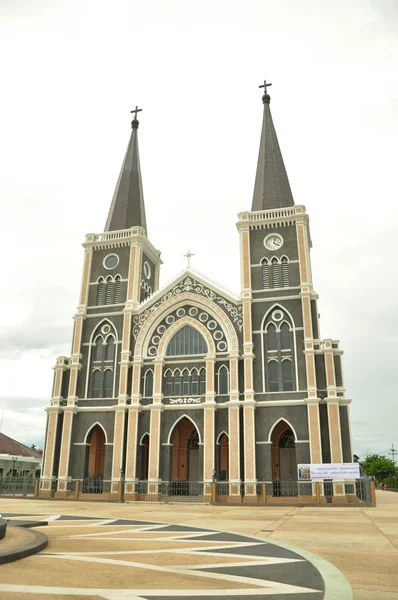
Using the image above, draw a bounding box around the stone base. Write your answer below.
[38,490,55,499]
[332,495,349,505]
[242,495,260,504]
[144,494,162,502]
[124,493,138,502]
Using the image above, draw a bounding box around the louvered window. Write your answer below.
[114,276,121,303]
[262,260,270,289]
[281,257,289,287]
[105,279,114,304]
[271,258,280,288]
[97,278,105,305]
[91,371,101,398]
[166,325,207,356]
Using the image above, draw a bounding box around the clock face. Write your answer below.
[143,261,151,280]
[264,234,283,250]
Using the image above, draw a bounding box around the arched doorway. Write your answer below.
[171,417,200,482]
[87,425,105,479]
[271,421,296,482]
[218,433,229,481]
[140,434,149,480]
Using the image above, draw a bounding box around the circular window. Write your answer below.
[189,307,198,317]
[152,335,161,345]
[199,312,208,322]
[207,320,217,330]
[143,261,151,279]
[176,308,186,318]
[272,310,284,322]
[148,346,157,356]
[166,315,175,325]
[217,341,227,352]
[104,254,119,270]
[157,325,166,334]
[101,324,111,334]
[213,330,223,341]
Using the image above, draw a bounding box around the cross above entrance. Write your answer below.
[184,250,195,268]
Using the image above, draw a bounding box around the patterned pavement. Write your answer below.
[0,513,325,599]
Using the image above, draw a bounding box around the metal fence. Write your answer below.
[0,476,36,497]
[0,476,375,505]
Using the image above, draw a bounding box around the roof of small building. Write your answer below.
[0,433,42,458]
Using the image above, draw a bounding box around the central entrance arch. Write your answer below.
[170,417,200,482]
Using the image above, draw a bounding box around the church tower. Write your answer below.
[237,83,352,488]
[40,86,353,503]
[41,109,162,491]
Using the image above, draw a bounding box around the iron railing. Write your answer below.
[0,476,36,497]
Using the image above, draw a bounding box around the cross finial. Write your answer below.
[184,250,195,268]
[130,105,142,120]
[259,80,272,93]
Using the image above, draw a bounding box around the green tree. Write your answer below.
[362,454,396,482]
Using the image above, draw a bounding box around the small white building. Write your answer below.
[0,433,42,478]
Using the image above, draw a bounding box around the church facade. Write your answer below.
[41,87,353,500]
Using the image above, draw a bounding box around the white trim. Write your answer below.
[166,413,202,445]
[267,418,298,443]
[216,430,229,445]
[83,422,108,445]
[85,318,119,399]
[103,253,120,270]
[139,432,150,446]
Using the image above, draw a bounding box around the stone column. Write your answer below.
[41,407,61,491]
[227,352,241,498]
[57,407,77,491]
[203,355,216,494]
[324,339,343,464]
[240,226,257,496]
[147,358,164,497]
[297,216,322,465]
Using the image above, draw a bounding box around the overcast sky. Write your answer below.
[0,0,397,459]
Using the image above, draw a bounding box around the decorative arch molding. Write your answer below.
[85,318,119,399]
[216,430,229,445]
[134,293,239,358]
[167,413,202,445]
[157,316,215,359]
[83,422,109,445]
[139,432,150,445]
[267,418,298,443]
[260,303,296,331]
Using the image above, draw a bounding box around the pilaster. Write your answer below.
[324,339,343,463]
[57,405,78,490]
[228,352,241,488]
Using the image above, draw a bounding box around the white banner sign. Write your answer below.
[298,463,360,480]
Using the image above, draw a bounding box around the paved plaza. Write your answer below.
[0,491,397,599]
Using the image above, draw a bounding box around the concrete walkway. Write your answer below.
[0,490,397,599]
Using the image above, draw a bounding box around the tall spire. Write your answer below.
[251,82,294,211]
[105,107,147,232]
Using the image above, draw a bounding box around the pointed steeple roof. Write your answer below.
[105,112,147,232]
[252,87,294,211]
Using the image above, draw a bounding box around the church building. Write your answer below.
[41,84,353,501]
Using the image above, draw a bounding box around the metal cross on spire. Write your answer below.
[259,80,272,93]
[184,250,195,268]
[130,105,142,120]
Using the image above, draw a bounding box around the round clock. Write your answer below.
[143,261,151,279]
[264,233,283,251]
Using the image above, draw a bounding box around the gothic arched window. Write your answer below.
[114,276,121,303]
[105,276,114,304]
[105,336,115,361]
[280,323,291,350]
[93,337,104,362]
[218,366,229,395]
[166,325,207,357]
[199,368,206,395]
[144,370,154,397]
[267,324,277,350]
[263,309,296,393]
[91,370,101,398]
[271,258,280,288]
[282,359,293,391]
[103,369,113,397]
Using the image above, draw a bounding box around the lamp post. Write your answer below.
[11,456,18,477]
